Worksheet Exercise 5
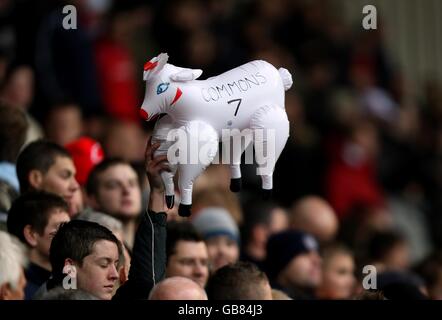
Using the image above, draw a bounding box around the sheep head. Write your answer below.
[139,53,203,121]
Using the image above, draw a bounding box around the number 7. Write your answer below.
[227,98,242,116]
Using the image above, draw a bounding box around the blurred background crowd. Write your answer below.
[0,0,441,300]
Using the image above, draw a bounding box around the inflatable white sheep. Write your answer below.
[141,53,292,217]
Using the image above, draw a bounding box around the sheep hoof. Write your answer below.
[165,195,175,209]
[178,204,192,217]
[230,178,242,192]
[262,189,272,200]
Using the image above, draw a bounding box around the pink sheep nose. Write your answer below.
[139,109,149,121]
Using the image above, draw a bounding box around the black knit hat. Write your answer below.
[265,230,319,281]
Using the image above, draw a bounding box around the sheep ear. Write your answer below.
[143,53,169,81]
[170,69,203,82]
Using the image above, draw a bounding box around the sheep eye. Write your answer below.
[157,82,170,95]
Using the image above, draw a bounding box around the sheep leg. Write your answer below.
[250,104,289,199]
[176,121,219,217]
[219,128,253,192]
[152,115,178,209]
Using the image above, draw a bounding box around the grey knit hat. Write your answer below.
[191,207,240,243]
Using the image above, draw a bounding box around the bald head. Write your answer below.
[148,277,208,300]
[290,196,338,243]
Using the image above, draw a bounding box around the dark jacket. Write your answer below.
[25,263,51,300]
[113,210,167,300]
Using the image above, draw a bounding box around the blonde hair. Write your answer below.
[0,231,28,289]
[271,289,293,300]
[193,187,243,226]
